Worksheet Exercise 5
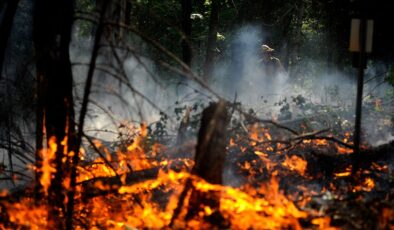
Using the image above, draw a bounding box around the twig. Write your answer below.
[169,178,193,227]
[74,14,222,100]
[82,134,121,183]
[363,79,388,100]
[237,108,299,135]
[81,56,170,120]
[292,129,330,140]
[363,71,387,85]
[312,136,354,149]
[249,129,354,150]
[66,1,109,229]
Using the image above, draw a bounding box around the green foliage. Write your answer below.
[148,100,206,144]
[386,65,394,86]
[74,0,96,37]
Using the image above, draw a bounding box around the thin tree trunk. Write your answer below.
[181,0,192,66]
[66,1,109,229]
[288,1,304,79]
[0,0,20,79]
[33,0,76,227]
[203,0,219,81]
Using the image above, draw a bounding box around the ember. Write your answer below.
[282,155,307,175]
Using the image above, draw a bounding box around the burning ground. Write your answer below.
[0,100,393,229]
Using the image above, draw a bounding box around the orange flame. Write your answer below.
[0,120,388,230]
[282,155,307,175]
[38,136,58,195]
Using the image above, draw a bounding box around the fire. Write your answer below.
[124,123,153,171]
[38,136,58,195]
[352,177,376,192]
[379,208,394,229]
[0,118,391,229]
[282,155,307,175]
[255,150,276,171]
[337,145,353,154]
[219,176,307,229]
[333,132,354,154]
[363,177,375,191]
[249,124,272,144]
[77,158,117,182]
[334,171,352,177]
[77,123,159,183]
[371,162,388,172]
[71,170,310,229]
[334,166,352,177]
[311,217,339,230]
[2,198,50,229]
[314,139,328,146]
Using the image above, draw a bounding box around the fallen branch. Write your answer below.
[79,167,160,199]
[83,134,121,182]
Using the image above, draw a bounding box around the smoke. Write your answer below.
[209,25,393,146]
[70,28,211,141]
[70,23,393,146]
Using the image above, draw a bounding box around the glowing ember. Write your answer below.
[334,171,352,177]
[282,155,307,175]
[352,177,376,192]
[312,217,338,230]
[334,166,352,178]
[314,139,328,146]
[337,145,353,154]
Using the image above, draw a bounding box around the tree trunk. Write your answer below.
[0,0,20,79]
[191,100,228,184]
[181,0,192,67]
[33,0,76,225]
[203,0,219,81]
[170,100,229,227]
[288,1,304,79]
[187,100,229,227]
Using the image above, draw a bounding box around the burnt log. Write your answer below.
[187,100,229,220]
[307,140,394,181]
[192,100,229,184]
[170,100,230,227]
[79,167,160,199]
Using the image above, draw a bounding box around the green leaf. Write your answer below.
[204,0,212,6]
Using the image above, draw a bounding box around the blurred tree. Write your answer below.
[0,0,20,79]
[33,0,76,224]
[181,0,193,66]
[203,0,220,80]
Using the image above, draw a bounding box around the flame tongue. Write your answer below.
[0,121,391,229]
[39,137,58,195]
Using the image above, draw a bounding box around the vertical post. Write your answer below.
[352,0,367,171]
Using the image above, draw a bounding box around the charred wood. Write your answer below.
[171,100,230,227]
[80,167,160,199]
[308,140,394,181]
